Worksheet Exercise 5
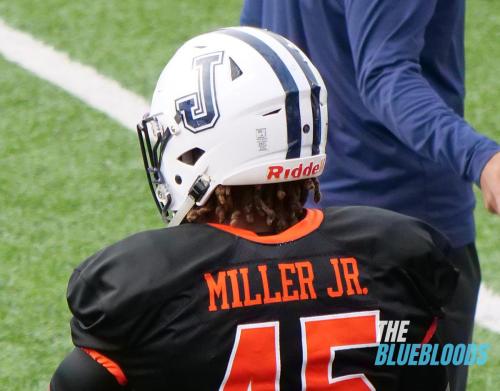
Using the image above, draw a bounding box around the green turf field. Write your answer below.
[0,1,498,389]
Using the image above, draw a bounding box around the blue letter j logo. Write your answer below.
[175,51,224,132]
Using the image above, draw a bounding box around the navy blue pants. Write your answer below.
[440,244,481,391]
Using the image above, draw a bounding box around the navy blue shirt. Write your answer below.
[241,0,500,247]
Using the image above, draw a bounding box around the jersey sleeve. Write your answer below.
[67,230,171,350]
[370,210,459,314]
[50,348,127,391]
[342,0,500,184]
[67,224,235,353]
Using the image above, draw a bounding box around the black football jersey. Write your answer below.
[68,206,457,390]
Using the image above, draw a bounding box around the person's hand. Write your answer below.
[480,151,500,214]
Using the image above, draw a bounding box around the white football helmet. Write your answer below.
[137,26,328,226]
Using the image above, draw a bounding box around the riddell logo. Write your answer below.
[267,160,325,180]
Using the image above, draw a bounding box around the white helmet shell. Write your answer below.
[140,26,328,225]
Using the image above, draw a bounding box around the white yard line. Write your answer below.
[0,19,499,334]
[0,19,148,130]
[476,285,500,333]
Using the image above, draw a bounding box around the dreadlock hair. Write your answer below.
[186,178,321,234]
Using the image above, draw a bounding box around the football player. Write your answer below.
[50,27,458,390]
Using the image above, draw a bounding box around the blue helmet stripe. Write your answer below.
[269,32,322,156]
[220,29,302,159]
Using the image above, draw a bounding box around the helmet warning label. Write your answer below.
[256,128,268,152]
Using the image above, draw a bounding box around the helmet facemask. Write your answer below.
[137,114,172,223]
[137,113,210,225]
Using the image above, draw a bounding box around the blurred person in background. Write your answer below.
[50,27,458,391]
[241,1,500,390]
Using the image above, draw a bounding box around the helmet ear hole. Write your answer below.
[177,148,205,166]
[175,175,182,185]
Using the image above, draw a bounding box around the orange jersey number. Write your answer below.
[220,311,379,390]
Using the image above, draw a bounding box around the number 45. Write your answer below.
[219,311,380,391]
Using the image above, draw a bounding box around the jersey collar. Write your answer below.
[208,208,323,244]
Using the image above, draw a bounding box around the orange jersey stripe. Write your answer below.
[421,317,438,345]
[81,348,128,386]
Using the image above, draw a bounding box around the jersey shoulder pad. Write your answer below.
[68,223,235,346]
[321,206,457,310]
[322,205,451,257]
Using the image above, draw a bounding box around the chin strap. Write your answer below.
[168,196,196,227]
[168,175,210,227]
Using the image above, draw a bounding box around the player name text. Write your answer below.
[204,257,368,312]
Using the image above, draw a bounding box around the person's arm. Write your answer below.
[343,0,500,211]
[50,348,128,391]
